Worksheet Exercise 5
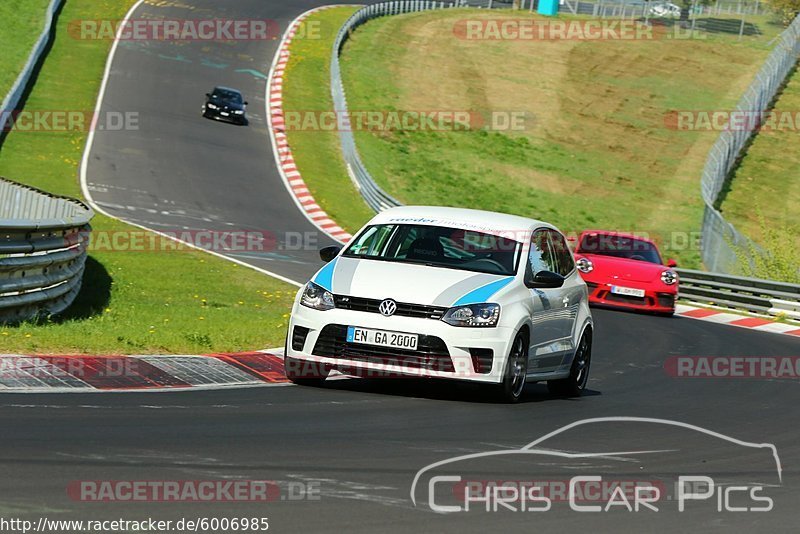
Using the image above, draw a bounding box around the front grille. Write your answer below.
[605,292,653,306]
[292,326,310,351]
[469,348,493,374]
[333,295,448,320]
[312,324,454,372]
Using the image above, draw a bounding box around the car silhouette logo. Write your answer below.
[379,299,397,316]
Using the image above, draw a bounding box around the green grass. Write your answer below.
[0,0,298,354]
[282,6,374,233]
[340,10,785,268]
[0,0,52,97]
[721,67,800,251]
[285,8,781,268]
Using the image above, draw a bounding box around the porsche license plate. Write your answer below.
[610,285,645,298]
[346,327,418,350]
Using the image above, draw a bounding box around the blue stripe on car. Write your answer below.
[313,258,337,291]
[452,277,514,306]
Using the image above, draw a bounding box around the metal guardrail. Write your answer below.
[677,268,800,320]
[699,13,800,273]
[0,178,93,323]
[0,0,65,135]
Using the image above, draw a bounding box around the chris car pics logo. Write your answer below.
[411,417,781,513]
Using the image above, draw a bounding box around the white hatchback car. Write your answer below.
[285,206,593,402]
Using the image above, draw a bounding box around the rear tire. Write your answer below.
[548,330,591,397]
[494,331,528,403]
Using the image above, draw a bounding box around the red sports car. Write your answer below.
[572,231,678,315]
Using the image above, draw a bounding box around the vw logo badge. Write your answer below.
[379,299,397,317]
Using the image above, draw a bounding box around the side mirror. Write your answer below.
[205,93,211,98]
[525,270,565,289]
[666,258,677,268]
[319,245,341,263]
[244,101,249,105]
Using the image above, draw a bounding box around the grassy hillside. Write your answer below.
[0,0,52,97]
[332,10,781,267]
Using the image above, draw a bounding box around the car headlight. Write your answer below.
[576,257,593,273]
[234,110,244,114]
[661,270,678,285]
[300,281,335,311]
[441,303,500,327]
[207,103,217,109]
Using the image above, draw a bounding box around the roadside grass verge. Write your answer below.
[281,6,373,234]
[721,67,800,251]
[0,0,297,354]
[330,9,783,268]
[0,0,52,97]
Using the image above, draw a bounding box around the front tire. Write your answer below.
[283,339,329,387]
[495,331,528,403]
[548,330,591,397]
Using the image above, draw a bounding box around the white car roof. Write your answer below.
[368,206,556,238]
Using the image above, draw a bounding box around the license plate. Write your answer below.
[220,112,229,116]
[347,326,418,350]
[611,285,645,298]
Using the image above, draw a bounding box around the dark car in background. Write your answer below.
[202,86,248,125]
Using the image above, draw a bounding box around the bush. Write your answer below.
[770,0,800,25]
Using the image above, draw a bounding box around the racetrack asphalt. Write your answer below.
[83,0,352,282]
[6,0,798,531]
[3,309,799,531]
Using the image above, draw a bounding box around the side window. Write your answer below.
[549,230,575,276]
[528,229,557,274]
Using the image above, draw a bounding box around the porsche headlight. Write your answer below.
[300,281,335,311]
[661,270,678,285]
[442,303,500,327]
[207,103,218,109]
[234,110,244,114]
[576,257,593,273]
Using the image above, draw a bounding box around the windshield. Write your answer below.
[577,234,662,264]
[212,89,242,103]
[343,224,523,276]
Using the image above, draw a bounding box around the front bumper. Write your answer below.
[584,279,676,313]
[286,302,516,384]
[205,107,246,123]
